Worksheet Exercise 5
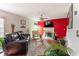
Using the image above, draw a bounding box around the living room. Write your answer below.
[0,3,78,56]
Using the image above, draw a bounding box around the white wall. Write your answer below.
[67,3,79,56]
[0,10,28,34]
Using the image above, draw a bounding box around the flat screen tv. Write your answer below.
[44,21,53,27]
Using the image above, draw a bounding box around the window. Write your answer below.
[0,18,4,37]
[0,18,4,52]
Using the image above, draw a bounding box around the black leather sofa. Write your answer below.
[2,31,30,55]
[4,31,30,44]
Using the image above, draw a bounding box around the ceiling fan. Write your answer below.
[39,14,48,20]
[34,13,48,25]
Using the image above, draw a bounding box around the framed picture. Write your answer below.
[67,3,73,29]
[20,20,26,28]
[20,20,26,25]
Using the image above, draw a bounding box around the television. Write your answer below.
[44,21,53,27]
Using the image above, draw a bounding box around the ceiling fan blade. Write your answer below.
[44,18,48,19]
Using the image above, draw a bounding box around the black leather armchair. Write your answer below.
[2,31,30,53]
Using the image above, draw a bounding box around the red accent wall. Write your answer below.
[53,18,69,38]
[38,20,44,27]
[38,18,69,38]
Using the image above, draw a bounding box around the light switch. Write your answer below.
[74,11,77,15]
[76,30,79,37]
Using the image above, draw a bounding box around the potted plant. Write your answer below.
[44,43,72,56]
[0,37,4,47]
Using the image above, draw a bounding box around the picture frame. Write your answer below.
[20,20,26,25]
[20,20,26,28]
[67,3,73,29]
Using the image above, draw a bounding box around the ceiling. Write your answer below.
[0,3,71,19]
